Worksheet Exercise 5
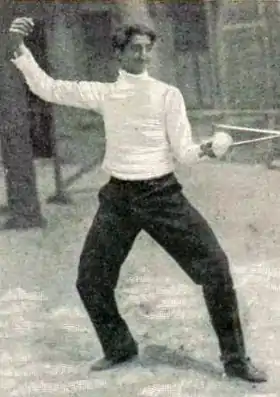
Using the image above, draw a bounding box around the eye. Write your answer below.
[131,44,153,54]
[131,44,142,52]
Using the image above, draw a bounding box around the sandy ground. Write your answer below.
[1,159,280,397]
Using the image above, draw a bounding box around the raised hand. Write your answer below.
[9,17,34,56]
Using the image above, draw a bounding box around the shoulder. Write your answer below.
[148,76,171,89]
[148,77,183,98]
[152,79,183,97]
[162,84,185,107]
[165,84,183,98]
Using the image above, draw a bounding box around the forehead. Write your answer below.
[129,34,152,46]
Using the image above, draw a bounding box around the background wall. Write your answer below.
[2,0,280,168]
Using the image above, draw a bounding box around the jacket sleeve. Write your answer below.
[164,86,206,164]
[11,44,106,114]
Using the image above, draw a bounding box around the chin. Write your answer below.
[134,65,148,74]
[123,63,148,75]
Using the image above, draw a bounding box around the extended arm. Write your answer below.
[9,17,105,113]
[165,87,215,164]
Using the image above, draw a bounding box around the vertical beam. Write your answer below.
[204,0,220,109]
[256,0,275,110]
[192,52,204,108]
[215,0,231,110]
[44,3,72,204]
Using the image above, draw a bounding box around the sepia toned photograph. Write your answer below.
[0,1,279,396]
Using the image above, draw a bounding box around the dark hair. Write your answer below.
[111,23,157,52]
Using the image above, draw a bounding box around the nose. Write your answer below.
[138,45,149,59]
[139,48,150,62]
[141,47,147,56]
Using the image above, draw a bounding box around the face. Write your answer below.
[119,34,154,74]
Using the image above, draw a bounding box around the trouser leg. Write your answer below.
[138,174,246,361]
[76,182,141,360]
[120,172,266,381]
[202,273,246,362]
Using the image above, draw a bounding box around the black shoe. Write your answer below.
[224,357,267,383]
[90,350,138,371]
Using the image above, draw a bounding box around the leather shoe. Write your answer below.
[90,351,138,371]
[224,357,267,383]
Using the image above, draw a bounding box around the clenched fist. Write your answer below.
[8,17,34,57]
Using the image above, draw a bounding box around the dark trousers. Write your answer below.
[76,173,246,363]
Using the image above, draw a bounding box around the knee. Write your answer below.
[205,270,234,293]
[198,250,233,287]
[76,259,95,295]
[76,256,115,295]
[76,271,101,303]
[76,248,100,292]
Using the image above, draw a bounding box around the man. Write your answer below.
[9,17,266,382]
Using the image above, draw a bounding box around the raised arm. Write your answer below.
[9,17,106,113]
[164,87,215,164]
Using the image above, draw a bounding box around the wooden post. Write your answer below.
[44,4,73,204]
[204,0,220,109]
[191,52,204,108]
[256,1,275,110]
[215,0,231,111]
[256,0,277,168]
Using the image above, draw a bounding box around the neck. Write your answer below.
[119,68,148,79]
[121,66,148,75]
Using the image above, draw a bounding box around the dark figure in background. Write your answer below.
[0,28,45,230]
[9,17,267,382]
